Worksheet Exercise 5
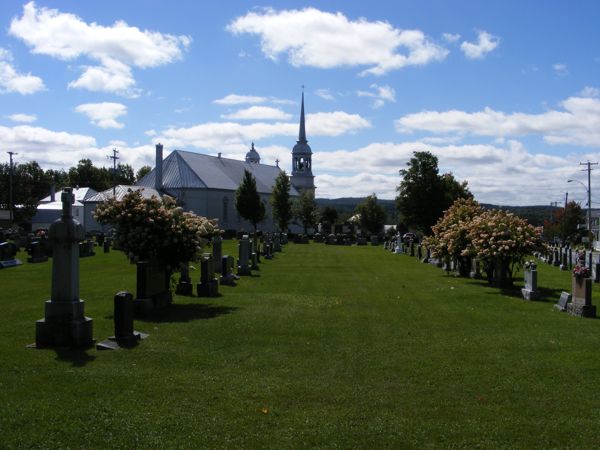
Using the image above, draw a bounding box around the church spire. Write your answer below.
[298,90,307,143]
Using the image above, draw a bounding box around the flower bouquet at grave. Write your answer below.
[572,264,591,280]
[467,209,544,286]
[94,190,218,269]
[523,259,537,270]
[424,198,484,276]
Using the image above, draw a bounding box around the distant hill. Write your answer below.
[316,197,591,227]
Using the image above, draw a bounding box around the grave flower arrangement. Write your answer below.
[523,260,537,270]
[572,264,591,280]
[94,189,218,269]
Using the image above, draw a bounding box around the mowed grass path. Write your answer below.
[1,242,600,448]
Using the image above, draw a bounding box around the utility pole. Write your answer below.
[580,160,598,236]
[7,151,17,226]
[108,148,119,196]
[564,192,569,210]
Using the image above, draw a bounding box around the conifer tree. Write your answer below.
[235,169,265,231]
[270,171,292,232]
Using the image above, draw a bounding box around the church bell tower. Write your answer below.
[291,91,315,195]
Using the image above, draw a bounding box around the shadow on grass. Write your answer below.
[54,348,96,367]
[463,278,564,303]
[139,302,239,323]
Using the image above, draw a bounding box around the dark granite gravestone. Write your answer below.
[97,291,148,350]
[134,260,172,315]
[212,235,223,274]
[595,262,600,284]
[264,243,273,260]
[273,233,282,252]
[79,240,95,257]
[356,236,367,245]
[280,233,288,245]
[0,241,22,268]
[470,258,481,279]
[251,250,259,270]
[197,253,219,297]
[175,263,193,296]
[103,240,110,253]
[370,235,379,246]
[555,292,571,311]
[220,255,237,286]
[35,188,93,348]
[27,240,48,263]
[238,236,251,275]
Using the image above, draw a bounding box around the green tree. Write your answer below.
[543,201,585,244]
[356,194,386,236]
[68,159,111,192]
[293,190,319,234]
[235,169,265,231]
[136,165,152,182]
[396,151,471,235]
[0,161,50,224]
[270,171,292,232]
[114,163,135,185]
[320,206,338,232]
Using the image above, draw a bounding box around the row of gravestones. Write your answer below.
[134,231,287,315]
[323,233,382,246]
[0,236,113,269]
[32,188,291,350]
[539,246,600,281]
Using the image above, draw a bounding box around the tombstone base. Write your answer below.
[394,247,402,254]
[27,256,48,263]
[0,259,22,268]
[220,274,237,286]
[237,265,251,276]
[133,292,172,315]
[560,264,568,271]
[197,279,219,297]
[567,303,596,318]
[175,281,194,296]
[469,271,481,279]
[521,288,539,301]
[35,314,94,349]
[96,331,149,350]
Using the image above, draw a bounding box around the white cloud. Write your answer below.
[357,83,396,109]
[460,30,500,59]
[442,33,461,43]
[9,2,190,96]
[0,47,45,95]
[7,113,37,123]
[553,63,568,76]
[315,88,335,101]
[75,102,127,129]
[221,106,292,121]
[395,91,600,147]
[227,7,448,76]
[580,86,600,98]
[156,111,370,150]
[213,94,268,105]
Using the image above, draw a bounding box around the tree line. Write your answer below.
[0,158,151,224]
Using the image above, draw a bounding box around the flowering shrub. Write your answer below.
[573,265,591,279]
[94,189,218,269]
[424,198,484,261]
[467,209,544,279]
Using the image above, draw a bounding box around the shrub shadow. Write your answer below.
[139,302,239,323]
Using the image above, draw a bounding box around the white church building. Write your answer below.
[135,93,316,232]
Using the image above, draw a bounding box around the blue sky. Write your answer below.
[0,1,599,205]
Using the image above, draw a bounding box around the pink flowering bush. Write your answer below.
[423,198,484,276]
[467,209,544,284]
[94,190,218,269]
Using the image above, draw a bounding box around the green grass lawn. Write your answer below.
[1,242,600,449]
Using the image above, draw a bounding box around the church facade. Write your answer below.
[136,94,316,232]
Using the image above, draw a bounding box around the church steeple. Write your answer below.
[291,89,315,195]
[298,91,307,143]
[245,142,260,164]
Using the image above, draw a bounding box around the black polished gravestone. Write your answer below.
[103,240,110,253]
[0,241,22,268]
[175,263,194,296]
[220,255,237,286]
[97,291,148,350]
[27,240,48,263]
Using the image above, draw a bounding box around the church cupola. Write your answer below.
[245,142,261,164]
[291,91,315,195]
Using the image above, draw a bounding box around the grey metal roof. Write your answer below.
[40,187,97,203]
[84,185,161,203]
[138,150,299,196]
